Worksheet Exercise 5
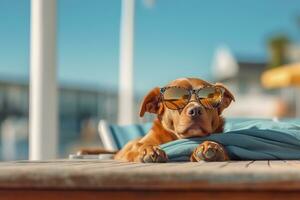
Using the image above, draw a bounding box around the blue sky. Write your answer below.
[0,0,299,95]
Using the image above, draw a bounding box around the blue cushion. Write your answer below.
[161,118,300,161]
[110,118,300,161]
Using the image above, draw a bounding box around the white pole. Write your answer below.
[29,0,57,160]
[118,0,135,125]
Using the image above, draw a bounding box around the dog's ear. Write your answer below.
[139,87,162,117]
[215,83,235,114]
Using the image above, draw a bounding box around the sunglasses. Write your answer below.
[160,86,224,110]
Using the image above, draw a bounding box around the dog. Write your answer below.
[114,77,235,162]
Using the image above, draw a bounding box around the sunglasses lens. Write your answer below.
[197,87,223,108]
[163,87,190,109]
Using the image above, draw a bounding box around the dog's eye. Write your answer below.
[198,87,223,109]
[163,87,190,109]
[197,87,216,98]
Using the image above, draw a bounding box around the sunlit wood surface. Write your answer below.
[1,159,300,200]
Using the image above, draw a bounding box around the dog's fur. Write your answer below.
[114,78,235,162]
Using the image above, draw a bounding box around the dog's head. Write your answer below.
[139,78,235,139]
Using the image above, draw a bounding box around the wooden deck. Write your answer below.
[1,159,300,199]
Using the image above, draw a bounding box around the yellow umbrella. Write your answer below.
[261,63,300,89]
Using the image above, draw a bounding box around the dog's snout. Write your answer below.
[187,106,202,117]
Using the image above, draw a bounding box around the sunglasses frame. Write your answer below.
[160,85,224,110]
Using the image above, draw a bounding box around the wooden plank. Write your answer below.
[0,160,121,171]
[124,161,205,172]
[247,160,270,168]
[118,161,228,175]
[195,161,228,168]
[0,160,299,191]
[220,161,253,168]
[268,160,287,168]
[285,160,300,167]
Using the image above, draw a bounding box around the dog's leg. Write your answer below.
[138,145,168,163]
[190,141,229,162]
[114,140,168,163]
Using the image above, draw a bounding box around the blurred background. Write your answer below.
[0,0,300,160]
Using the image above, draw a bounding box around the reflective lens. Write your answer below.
[163,87,190,109]
[197,87,223,108]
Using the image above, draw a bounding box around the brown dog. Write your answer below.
[114,78,235,162]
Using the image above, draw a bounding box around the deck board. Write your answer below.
[1,159,300,199]
[0,159,299,191]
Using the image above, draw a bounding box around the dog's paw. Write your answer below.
[190,141,229,162]
[139,145,168,163]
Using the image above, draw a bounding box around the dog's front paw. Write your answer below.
[190,141,229,162]
[139,145,168,163]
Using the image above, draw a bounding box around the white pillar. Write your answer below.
[29,0,57,160]
[118,0,135,125]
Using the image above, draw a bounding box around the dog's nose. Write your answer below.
[187,106,202,117]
